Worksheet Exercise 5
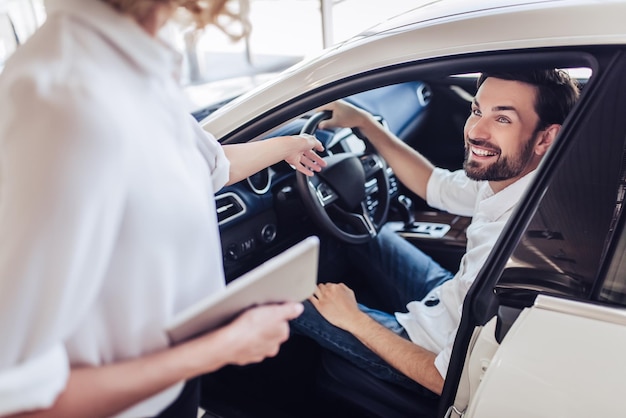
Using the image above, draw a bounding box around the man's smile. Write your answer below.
[470,145,499,158]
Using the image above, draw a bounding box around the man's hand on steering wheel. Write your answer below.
[295,108,391,244]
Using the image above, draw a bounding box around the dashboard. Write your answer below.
[214,81,437,281]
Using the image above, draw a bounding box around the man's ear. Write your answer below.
[535,124,561,156]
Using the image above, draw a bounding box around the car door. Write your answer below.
[442,47,626,417]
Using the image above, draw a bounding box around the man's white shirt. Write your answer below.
[396,167,536,378]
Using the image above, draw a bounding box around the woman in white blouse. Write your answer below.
[0,0,325,417]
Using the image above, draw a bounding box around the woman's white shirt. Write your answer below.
[0,0,229,416]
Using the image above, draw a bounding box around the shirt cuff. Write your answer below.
[0,344,69,415]
[434,345,451,379]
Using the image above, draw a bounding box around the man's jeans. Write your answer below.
[290,225,453,393]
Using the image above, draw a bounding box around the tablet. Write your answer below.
[166,235,320,344]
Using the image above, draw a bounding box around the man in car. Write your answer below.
[291,69,580,402]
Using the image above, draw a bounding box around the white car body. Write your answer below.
[198,1,626,416]
[466,295,626,417]
[202,0,626,139]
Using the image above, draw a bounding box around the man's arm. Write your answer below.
[309,283,444,394]
[349,309,444,394]
[318,101,435,200]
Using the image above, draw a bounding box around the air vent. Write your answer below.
[416,83,432,106]
[216,192,246,225]
[247,167,271,194]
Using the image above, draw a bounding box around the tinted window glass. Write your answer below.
[501,60,626,305]
[598,224,626,305]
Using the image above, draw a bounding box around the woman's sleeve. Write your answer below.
[191,119,230,191]
[0,77,127,414]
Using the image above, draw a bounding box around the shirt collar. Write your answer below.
[477,170,537,221]
[44,0,182,81]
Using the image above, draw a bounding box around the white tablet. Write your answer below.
[166,235,320,344]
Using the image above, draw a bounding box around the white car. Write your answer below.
[197,1,626,417]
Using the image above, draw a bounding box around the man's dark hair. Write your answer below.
[477,69,580,130]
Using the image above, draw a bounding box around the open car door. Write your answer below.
[441,48,626,417]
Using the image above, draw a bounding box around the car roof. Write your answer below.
[357,0,596,35]
[202,0,626,139]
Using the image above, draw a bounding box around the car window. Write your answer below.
[594,174,626,306]
[597,221,626,306]
[496,58,626,309]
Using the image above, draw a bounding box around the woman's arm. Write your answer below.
[223,135,327,185]
[7,303,303,418]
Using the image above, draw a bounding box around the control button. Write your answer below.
[225,243,240,261]
[261,224,277,243]
[225,238,256,261]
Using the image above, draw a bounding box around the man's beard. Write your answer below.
[463,132,537,182]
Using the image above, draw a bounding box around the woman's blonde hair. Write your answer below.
[102,0,251,40]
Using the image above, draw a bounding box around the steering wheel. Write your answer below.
[296,111,391,244]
